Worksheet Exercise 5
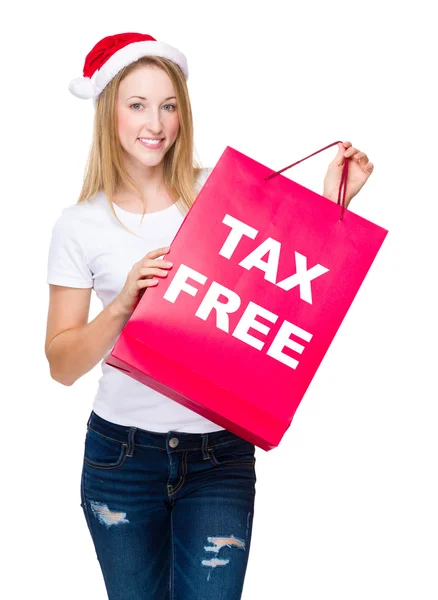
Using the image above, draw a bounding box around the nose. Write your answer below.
[144,107,164,135]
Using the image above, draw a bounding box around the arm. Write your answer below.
[45,285,130,386]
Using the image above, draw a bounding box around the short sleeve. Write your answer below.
[47,210,93,288]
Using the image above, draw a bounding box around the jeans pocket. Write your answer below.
[209,439,256,467]
[83,427,127,470]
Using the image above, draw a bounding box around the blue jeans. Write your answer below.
[80,410,257,599]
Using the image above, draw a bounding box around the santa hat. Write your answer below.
[68,32,189,104]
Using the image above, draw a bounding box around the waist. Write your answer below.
[86,410,250,453]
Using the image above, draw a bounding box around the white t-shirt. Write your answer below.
[47,167,225,433]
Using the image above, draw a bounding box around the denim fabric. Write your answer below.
[80,410,257,599]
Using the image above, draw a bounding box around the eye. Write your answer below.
[130,103,176,111]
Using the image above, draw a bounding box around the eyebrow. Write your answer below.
[127,95,176,101]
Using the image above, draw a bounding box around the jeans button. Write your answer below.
[169,437,179,448]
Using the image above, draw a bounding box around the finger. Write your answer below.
[137,278,159,289]
[145,246,171,259]
[139,267,170,277]
[142,255,173,266]
[156,258,173,265]
[142,259,173,269]
[332,142,346,166]
[343,146,359,159]
[364,162,374,172]
[342,140,352,148]
[353,151,368,163]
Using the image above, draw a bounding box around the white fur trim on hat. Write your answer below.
[92,40,188,104]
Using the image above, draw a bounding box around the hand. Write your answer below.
[113,246,173,318]
[323,141,374,208]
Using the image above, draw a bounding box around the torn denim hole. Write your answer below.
[202,534,246,580]
[89,500,129,528]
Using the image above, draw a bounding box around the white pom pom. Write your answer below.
[68,77,94,99]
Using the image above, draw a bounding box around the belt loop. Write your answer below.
[127,427,137,457]
[201,433,209,460]
[86,411,93,428]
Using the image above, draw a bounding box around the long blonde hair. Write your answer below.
[76,55,203,236]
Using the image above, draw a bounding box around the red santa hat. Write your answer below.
[68,32,189,104]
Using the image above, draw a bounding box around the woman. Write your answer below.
[45,32,373,600]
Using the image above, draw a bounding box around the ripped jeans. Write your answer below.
[80,410,257,600]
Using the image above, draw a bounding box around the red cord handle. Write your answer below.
[264,141,349,221]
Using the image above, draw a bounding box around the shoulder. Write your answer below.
[50,204,83,233]
[50,192,107,234]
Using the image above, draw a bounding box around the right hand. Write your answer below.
[113,246,173,317]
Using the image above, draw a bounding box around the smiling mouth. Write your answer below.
[138,137,164,142]
[137,137,165,149]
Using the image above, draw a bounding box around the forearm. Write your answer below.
[47,299,131,386]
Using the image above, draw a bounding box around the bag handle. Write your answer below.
[264,141,350,221]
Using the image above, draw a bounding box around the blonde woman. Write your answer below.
[45,32,373,600]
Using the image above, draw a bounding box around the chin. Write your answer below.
[138,157,165,168]
[130,148,165,166]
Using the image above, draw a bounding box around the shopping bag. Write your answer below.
[106,142,388,450]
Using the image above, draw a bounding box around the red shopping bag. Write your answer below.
[107,142,388,450]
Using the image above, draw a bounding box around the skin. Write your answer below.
[114,64,180,212]
[323,141,374,208]
[114,65,373,211]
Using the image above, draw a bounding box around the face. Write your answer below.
[116,64,180,169]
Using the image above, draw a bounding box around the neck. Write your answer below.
[117,155,168,201]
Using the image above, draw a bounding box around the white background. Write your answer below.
[2,0,437,598]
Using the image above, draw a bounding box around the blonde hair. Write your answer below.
[76,55,203,236]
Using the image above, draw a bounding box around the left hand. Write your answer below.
[323,141,374,208]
